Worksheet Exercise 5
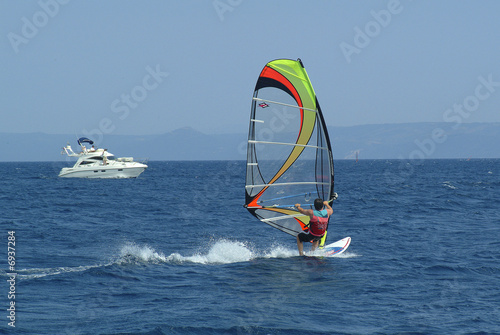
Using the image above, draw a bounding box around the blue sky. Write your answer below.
[1,0,500,136]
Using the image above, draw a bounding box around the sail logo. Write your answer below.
[340,0,403,64]
[7,0,70,54]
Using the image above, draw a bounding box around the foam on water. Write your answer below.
[167,239,301,264]
[262,244,297,259]
[15,264,105,280]
[10,239,355,281]
[165,239,355,264]
[118,242,167,263]
[13,243,168,280]
[181,239,254,264]
[329,251,360,258]
[443,181,457,189]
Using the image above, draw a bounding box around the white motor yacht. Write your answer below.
[59,138,147,178]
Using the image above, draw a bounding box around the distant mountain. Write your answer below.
[331,122,500,160]
[0,122,498,162]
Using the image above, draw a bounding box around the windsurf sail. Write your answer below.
[245,58,335,247]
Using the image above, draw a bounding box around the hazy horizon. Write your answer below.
[1,120,499,137]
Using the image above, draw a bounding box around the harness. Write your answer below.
[308,209,329,236]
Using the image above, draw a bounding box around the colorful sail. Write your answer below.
[245,58,335,246]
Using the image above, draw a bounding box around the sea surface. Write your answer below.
[0,159,499,335]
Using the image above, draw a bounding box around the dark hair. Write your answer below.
[314,198,323,210]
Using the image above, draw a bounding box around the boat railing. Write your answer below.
[61,145,78,157]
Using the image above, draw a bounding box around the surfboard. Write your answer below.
[320,236,351,257]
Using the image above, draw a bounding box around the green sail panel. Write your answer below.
[245,58,335,245]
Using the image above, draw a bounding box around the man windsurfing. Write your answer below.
[295,198,333,256]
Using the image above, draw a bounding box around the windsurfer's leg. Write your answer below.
[297,235,304,256]
[311,240,319,251]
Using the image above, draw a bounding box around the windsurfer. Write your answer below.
[295,198,333,256]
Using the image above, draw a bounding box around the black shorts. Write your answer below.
[298,232,322,243]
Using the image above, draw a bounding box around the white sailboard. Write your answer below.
[319,236,351,257]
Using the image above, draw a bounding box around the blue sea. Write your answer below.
[1,159,499,335]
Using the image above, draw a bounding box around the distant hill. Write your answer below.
[331,122,500,160]
[0,122,499,162]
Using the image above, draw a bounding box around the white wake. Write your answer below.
[11,239,357,280]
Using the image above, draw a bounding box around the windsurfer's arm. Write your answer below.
[323,201,333,216]
[295,204,313,217]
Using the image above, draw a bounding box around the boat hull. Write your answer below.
[58,164,147,179]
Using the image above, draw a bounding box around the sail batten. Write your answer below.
[260,214,307,222]
[246,181,329,188]
[248,139,328,150]
[250,119,264,123]
[245,58,335,245]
